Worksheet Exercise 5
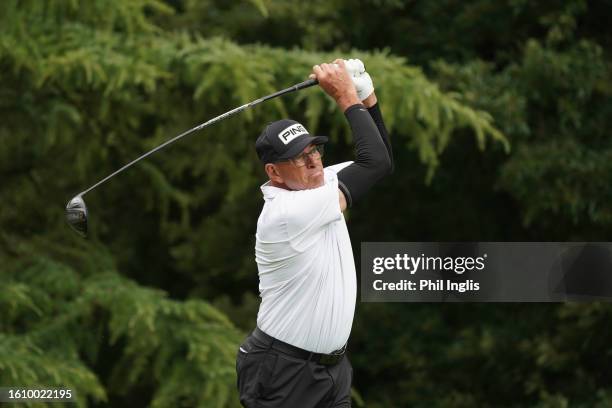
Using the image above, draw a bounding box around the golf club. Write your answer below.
[65,78,319,237]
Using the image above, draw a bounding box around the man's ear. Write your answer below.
[265,163,284,184]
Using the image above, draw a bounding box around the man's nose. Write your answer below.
[306,157,320,168]
[305,154,320,167]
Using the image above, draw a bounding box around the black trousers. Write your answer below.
[236,330,353,407]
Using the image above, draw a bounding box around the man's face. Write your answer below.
[267,144,325,190]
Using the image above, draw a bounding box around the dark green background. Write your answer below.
[2,0,611,406]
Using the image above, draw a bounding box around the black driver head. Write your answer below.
[66,195,88,237]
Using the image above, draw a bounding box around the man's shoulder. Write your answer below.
[258,175,343,238]
[256,201,287,241]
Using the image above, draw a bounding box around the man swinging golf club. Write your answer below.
[236,58,393,407]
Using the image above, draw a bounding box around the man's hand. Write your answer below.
[310,59,360,112]
[344,59,374,101]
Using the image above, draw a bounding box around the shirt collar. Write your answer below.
[260,180,287,200]
[259,168,333,200]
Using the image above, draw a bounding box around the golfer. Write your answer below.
[236,58,393,407]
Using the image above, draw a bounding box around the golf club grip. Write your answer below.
[294,78,319,90]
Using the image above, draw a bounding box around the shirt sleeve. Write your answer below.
[337,103,392,207]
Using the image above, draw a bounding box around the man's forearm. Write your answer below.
[337,103,392,207]
[336,94,361,112]
[366,102,394,173]
[359,92,393,171]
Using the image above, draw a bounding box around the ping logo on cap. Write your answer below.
[278,123,308,145]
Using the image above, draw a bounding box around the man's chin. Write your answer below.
[310,173,325,188]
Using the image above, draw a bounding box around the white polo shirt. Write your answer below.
[255,162,356,353]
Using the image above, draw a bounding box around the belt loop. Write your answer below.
[267,337,275,351]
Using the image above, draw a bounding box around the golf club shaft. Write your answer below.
[77,78,319,197]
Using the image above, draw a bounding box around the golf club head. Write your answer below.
[66,195,88,237]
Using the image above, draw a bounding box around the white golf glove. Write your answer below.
[344,58,374,101]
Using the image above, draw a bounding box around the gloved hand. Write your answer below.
[344,58,374,101]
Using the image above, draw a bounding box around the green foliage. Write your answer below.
[1,250,243,407]
[430,37,612,230]
[2,0,612,406]
[351,302,612,407]
[502,38,610,228]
